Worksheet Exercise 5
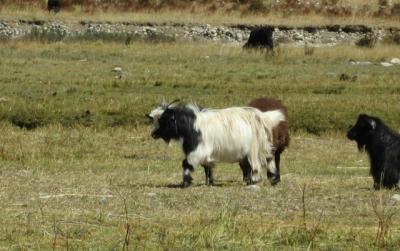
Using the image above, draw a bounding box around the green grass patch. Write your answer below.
[1,41,399,134]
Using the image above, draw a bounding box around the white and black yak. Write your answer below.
[147,101,285,187]
[347,114,400,189]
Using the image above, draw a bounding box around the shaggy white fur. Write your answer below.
[189,106,284,182]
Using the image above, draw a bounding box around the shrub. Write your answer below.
[382,31,400,45]
[248,0,269,13]
[25,25,68,42]
[355,33,377,48]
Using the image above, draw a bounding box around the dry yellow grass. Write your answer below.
[0,121,399,249]
[1,37,400,249]
[0,3,399,27]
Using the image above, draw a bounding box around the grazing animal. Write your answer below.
[347,114,400,189]
[204,97,289,185]
[48,0,60,13]
[243,97,289,185]
[243,26,274,51]
[147,101,285,187]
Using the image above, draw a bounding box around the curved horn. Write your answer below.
[160,98,168,109]
[167,99,180,107]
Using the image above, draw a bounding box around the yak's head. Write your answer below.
[151,108,181,143]
[347,114,377,151]
[146,99,180,142]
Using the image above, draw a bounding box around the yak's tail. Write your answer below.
[246,109,284,183]
[262,109,286,129]
[252,109,286,182]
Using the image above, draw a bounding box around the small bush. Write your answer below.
[71,32,135,43]
[104,111,136,127]
[146,32,176,43]
[304,45,314,56]
[382,31,400,45]
[25,26,68,42]
[393,32,400,44]
[356,33,377,48]
[391,3,400,16]
[312,85,346,95]
[248,0,269,13]
[9,109,48,130]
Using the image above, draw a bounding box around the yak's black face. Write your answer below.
[151,109,179,143]
[347,114,377,151]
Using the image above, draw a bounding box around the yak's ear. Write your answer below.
[358,114,376,130]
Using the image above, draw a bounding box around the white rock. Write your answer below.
[246,185,260,191]
[112,67,122,72]
[100,196,109,204]
[0,97,9,103]
[390,58,400,64]
[350,61,372,66]
[381,62,393,67]
[391,194,400,202]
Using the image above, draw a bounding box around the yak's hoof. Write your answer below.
[245,178,251,185]
[206,180,214,186]
[181,181,192,188]
[246,179,259,186]
[243,175,252,183]
[373,183,382,190]
[269,176,281,186]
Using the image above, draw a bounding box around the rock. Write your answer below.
[390,58,400,64]
[391,194,400,202]
[0,97,9,103]
[350,60,373,66]
[293,31,304,41]
[235,32,243,41]
[112,67,122,72]
[246,184,260,191]
[381,62,393,67]
[99,196,109,204]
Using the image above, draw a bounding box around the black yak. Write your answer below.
[48,0,60,13]
[243,26,274,51]
[347,114,400,189]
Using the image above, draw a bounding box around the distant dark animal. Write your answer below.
[239,97,289,185]
[243,26,274,51]
[48,0,60,13]
[347,114,400,189]
[147,101,285,187]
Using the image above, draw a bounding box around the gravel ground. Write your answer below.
[0,20,399,46]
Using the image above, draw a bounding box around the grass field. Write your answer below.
[1,40,400,249]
